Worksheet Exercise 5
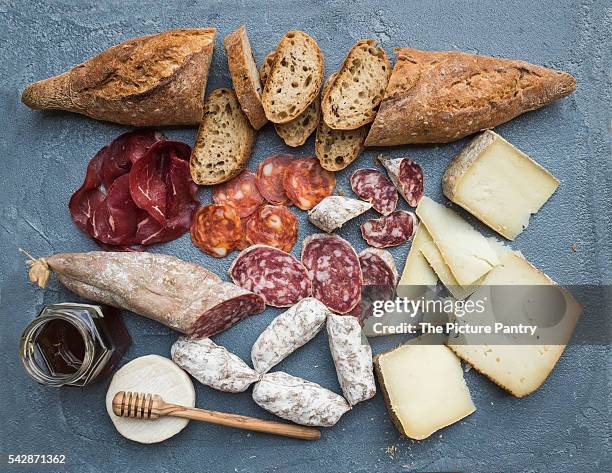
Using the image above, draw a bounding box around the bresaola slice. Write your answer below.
[283,157,336,210]
[213,170,264,218]
[377,155,424,207]
[360,211,417,248]
[255,155,293,205]
[229,245,312,307]
[301,234,362,314]
[350,168,398,215]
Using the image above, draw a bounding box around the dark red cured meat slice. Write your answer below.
[354,248,398,323]
[229,245,312,307]
[350,168,398,215]
[191,204,243,257]
[301,234,362,314]
[255,155,293,205]
[213,171,265,218]
[246,205,298,252]
[360,211,417,248]
[283,157,336,210]
[399,158,424,207]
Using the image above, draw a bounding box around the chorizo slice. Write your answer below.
[213,170,265,218]
[349,168,398,215]
[360,211,417,248]
[245,204,298,252]
[255,154,293,205]
[191,204,243,257]
[377,155,424,207]
[283,157,336,210]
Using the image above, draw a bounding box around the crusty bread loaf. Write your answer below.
[190,89,256,185]
[22,29,216,126]
[365,48,577,146]
[316,74,367,171]
[321,39,390,130]
[261,31,324,124]
[224,26,268,130]
[260,51,276,85]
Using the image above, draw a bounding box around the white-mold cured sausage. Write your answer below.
[307,196,372,233]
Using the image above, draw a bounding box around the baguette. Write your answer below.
[224,26,268,130]
[365,48,577,146]
[321,39,390,130]
[260,51,276,85]
[190,89,256,185]
[315,74,367,171]
[22,29,216,126]
[261,31,324,124]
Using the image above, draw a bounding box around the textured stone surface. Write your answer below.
[0,0,610,472]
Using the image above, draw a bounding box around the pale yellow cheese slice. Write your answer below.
[375,342,476,440]
[398,222,438,287]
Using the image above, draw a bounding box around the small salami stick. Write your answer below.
[349,168,398,215]
[301,234,362,314]
[251,298,328,373]
[308,196,372,233]
[229,245,312,307]
[360,211,417,248]
[327,314,376,406]
[377,155,424,207]
[191,204,243,257]
[246,205,298,252]
[213,170,264,218]
[171,337,260,393]
[283,157,336,210]
[252,372,351,427]
[255,154,293,205]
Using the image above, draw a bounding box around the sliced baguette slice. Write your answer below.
[190,88,256,185]
[261,31,324,124]
[315,74,367,171]
[260,51,276,85]
[224,26,268,130]
[321,39,390,130]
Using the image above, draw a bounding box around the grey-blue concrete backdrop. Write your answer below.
[0,1,610,472]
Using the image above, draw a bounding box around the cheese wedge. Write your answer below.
[416,196,498,286]
[374,341,476,440]
[398,223,438,287]
[447,251,581,397]
[443,131,559,240]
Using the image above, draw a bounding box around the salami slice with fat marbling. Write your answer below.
[255,155,293,205]
[283,157,336,210]
[301,233,362,314]
[350,168,398,215]
[246,205,298,252]
[360,210,417,248]
[377,155,424,207]
[213,170,264,218]
[354,248,398,323]
[229,245,312,307]
[191,204,243,257]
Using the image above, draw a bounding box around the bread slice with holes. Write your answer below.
[260,51,276,85]
[261,31,324,124]
[224,26,268,130]
[321,39,390,130]
[190,88,256,185]
[316,74,367,171]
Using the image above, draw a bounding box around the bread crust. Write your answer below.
[22,29,216,126]
[365,48,577,146]
[224,26,268,130]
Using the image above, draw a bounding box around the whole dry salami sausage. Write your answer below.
[255,154,293,205]
[229,245,312,307]
[355,248,398,323]
[252,371,351,427]
[213,170,264,218]
[191,204,243,257]
[283,157,336,210]
[301,234,362,314]
[377,155,424,207]
[349,168,398,215]
[360,211,417,248]
[246,205,298,252]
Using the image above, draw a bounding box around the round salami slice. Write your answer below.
[213,170,264,218]
[377,155,424,207]
[301,234,362,314]
[349,168,398,215]
[229,245,312,307]
[255,155,293,205]
[360,211,417,248]
[191,204,243,258]
[246,205,298,252]
[283,157,336,210]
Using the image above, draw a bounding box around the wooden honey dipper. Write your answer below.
[112,391,320,440]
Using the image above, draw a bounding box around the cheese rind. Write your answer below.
[374,342,476,440]
[415,196,498,286]
[443,131,559,240]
